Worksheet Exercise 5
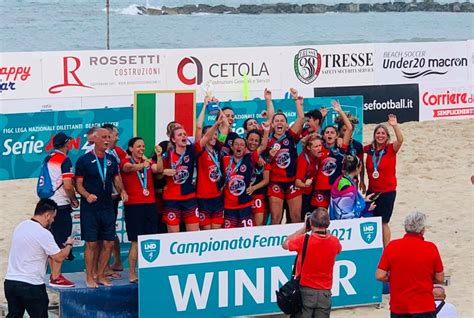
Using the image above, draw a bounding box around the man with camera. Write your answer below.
[282,208,342,318]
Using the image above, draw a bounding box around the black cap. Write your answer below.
[53,132,71,149]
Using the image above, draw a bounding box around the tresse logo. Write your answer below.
[177,56,203,85]
[294,48,373,84]
[294,48,322,84]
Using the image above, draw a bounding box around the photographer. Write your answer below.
[282,208,342,318]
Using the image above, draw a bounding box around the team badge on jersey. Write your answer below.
[228,175,246,196]
[321,157,337,176]
[276,149,291,169]
[283,139,289,146]
[173,166,190,184]
[183,155,190,163]
[208,165,220,182]
[239,165,247,173]
[167,212,176,221]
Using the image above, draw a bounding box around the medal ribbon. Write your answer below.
[130,157,148,192]
[171,149,186,170]
[206,147,222,178]
[93,151,107,189]
[226,156,243,183]
[270,132,286,147]
[372,149,385,174]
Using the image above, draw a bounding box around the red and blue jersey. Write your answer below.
[250,159,270,196]
[195,142,222,199]
[296,151,319,195]
[219,131,239,157]
[314,144,347,191]
[163,145,196,201]
[267,130,300,182]
[222,151,259,209]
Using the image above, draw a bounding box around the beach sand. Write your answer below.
[0,118,473,317]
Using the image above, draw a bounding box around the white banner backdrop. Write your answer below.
[373,41,470,85]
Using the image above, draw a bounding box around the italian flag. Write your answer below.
[134,90,195,157]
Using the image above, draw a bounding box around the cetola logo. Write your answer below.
[360,222,377,244]
[141,239,161,263]
[177,56,203,85]
[294,48,322,84]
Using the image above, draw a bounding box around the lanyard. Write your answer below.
[270,132,286,146]
[226,156,243,183]
[108,149,120,162]
[206,147,221,177]
[130,157,148,191]
[171,149,186,169]
[93,151,107,189]
[372,148,385,172]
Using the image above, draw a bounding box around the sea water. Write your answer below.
[0,0,473,52]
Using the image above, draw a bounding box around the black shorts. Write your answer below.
[113,197,121,220]
[370,191,396,223]
[50,205,72,249]
[4,280,49,318]
[80,207,116,242]
[124,203,158,241]
[224,206,253,228]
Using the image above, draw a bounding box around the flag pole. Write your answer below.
[106,0,110,50]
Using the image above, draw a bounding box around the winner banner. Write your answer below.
[138,218,383,317]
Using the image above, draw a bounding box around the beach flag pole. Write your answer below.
[106,0,110,49]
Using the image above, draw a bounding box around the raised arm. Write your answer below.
[196,96,210,141]
[264,88,275,121]
[257,122,271,155]
[200,111,224,148]
[332,100,352,146]
[289,88,305,135]
[388,114,403,153]
[152,145,163,174]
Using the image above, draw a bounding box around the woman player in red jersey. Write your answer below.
[120,137,160,283]
[195,97,229,230]
[295,135,323,219]
[159,126,199,233]
[266,88,305,224]
[245,129,270,226]
[221,123,270,228]
[364,114,403,247]
[312,100,353,209]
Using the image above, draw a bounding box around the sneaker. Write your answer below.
[49,274,75,288]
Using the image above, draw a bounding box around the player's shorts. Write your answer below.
[224,206,253,229]
[369,191,396,223]
[251,194,266,214]
[197,196,224,227]
[267,182,300,200]
[311,190,330,209]
[80,206,116,242]
[124,203,158,241]
[162,198,199,226]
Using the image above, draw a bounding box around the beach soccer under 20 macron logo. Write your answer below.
[294,48,322,84]
[141,239,161,263]
[360,221,377,244]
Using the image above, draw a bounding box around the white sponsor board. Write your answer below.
[419,82,474,121]
[374,41,470,84]
[280,43,376,89]
[0,52,43,99]
[163,46,281,99]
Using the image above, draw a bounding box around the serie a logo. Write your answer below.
[294,48,322,84]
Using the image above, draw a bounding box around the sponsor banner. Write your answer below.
[419,83,474,121]
[41,49,165,98]
[314,84,420,124]
[469,40,474,85]
[374,41,470,84]
[0,107,133,180]
[281,43,376,88]
[164,47,280,97]
[0,52,43,100]
[138,218,383,317]
[196,95,364,143]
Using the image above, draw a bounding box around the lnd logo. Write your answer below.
[141,239,161,263]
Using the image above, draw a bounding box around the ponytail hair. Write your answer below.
[342,155,361,174]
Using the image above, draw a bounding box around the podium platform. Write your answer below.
[48,271,138,318]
